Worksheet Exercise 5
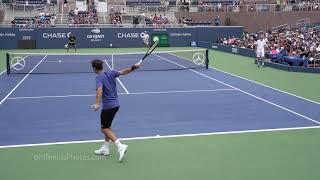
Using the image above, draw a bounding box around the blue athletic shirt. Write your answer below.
[95,70,121,109]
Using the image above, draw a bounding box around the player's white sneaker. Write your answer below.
[94,145,110,156]
[118,144,128,162]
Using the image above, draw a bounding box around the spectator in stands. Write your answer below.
[214,15,221,26]
[63,0,70,11]
[179,16,187,26]
[316,43,320,52]
[198,0,203,6]
[217,2,222,12]
[121,8,126,15]
[40,14,45,24]
[180,0,189,12]
[110,7,115,15]
[50,16,56,27]
[164,0,169,9]
[133,16,139,27]
[74,8,79,16]
[11,19,16,27]
[160,0,165,6]
[270,45,280,54]
[39,11,45,17]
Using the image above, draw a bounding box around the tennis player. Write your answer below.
[67,33,76,52]
[142,31,149,46]
[91,59,140,162]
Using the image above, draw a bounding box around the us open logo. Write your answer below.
[87,28,104,42]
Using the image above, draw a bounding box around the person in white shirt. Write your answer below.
[142,31,149,46]
[121,8,126,15]
[74,8,78,16]
[315,43,320,52]
[255,35,267,67]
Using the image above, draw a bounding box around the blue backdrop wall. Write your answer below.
[0,26,243,49]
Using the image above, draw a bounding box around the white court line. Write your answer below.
[171,51,320,105]
[8,94,95,100]
[154,54,320,125]
[0,55,47,105]
[7,89,237,100]
[0,125,319,149]
[104,59,130,94]
[209,67,320,105]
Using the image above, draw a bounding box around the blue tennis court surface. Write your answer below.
[0,52,319,147]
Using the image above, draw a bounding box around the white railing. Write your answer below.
[271,24,290,32]
[296,18,311,28]
[2,3,58,17]
[0,23,221,28]
[107,3,320,15]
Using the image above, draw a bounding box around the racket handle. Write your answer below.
[138,60,143,65]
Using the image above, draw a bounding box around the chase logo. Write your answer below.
[43,32,72,39]
[67,32,72,38]
[91,28,101,34]
[117,32,146,38]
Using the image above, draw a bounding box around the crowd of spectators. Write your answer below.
[145,13,169,27]
[179,15,220,26]
[217,25,320,66]
[109,7,123,26]
[12,11,56,27]
[68,1,98,27]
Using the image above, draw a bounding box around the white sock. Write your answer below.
[114,140,122,150]
[104,141,110,148]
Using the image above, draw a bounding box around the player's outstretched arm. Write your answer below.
[119,63,140,75]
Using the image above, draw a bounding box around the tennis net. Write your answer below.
[6,49,209,75]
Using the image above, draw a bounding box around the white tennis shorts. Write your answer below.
[143,39,149,45]
[256,50,265,58]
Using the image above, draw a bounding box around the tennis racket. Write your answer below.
[138,40,159,65]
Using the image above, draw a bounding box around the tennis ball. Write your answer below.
[58,60,62,62]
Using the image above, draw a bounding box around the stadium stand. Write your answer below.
[218,24,320,67]
[126,0,176,6]
[12,13,56,27]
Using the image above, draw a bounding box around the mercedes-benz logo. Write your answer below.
[11,56,25,71]
[193,53,205,65]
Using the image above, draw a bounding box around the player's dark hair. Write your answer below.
[91,59,104,71]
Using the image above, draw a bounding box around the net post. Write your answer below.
[205,49,209,69]
[6,53,10,75]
